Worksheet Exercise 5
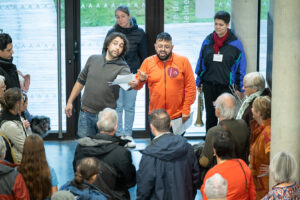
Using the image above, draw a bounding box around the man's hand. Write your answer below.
[182,114,190,123]
[138,70,148,82]
[128,79,138,88]
[65,103,73,118]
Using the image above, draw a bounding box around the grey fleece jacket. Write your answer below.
[77,54,130,113]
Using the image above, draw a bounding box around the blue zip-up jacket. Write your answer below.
[137,133,200,200]
[195,29,246,91]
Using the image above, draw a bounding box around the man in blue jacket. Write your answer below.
[137,109,199,200]
[195,11,246,133]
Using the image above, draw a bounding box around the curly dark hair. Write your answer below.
[0,33,12,51]
[102,32,129,57]
[18,134,52,200]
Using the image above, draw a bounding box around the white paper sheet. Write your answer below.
[171,112,194,135]
[108,74,135,90]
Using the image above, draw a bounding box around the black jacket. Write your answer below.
[0,57,20,89]
[137,133,200,200]
[73,134,136,200]
[106,18,148,74]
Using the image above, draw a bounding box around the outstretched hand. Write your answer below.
[129,79,138,88]
[138,70,148,82]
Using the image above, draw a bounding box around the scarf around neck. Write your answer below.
[236,91,262,119]
[213,29,229,54]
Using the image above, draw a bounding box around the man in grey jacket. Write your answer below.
[65,32,131,138]
[199,93,249,168]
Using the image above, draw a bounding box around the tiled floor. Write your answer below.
[45,138,204,200]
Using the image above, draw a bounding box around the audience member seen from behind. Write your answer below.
[73,108,136,199]
[204,173,227,200]
[201,129,256,200]
[0,87,30,163]
[0,136,30,200]
[262,151,300,200]
[51,190,75,200]
[18,134,58,200]
[199,93,249,169]
[249,96,271,199]
[236,72,271,127]
[60,157,107,200]
[137,109,200,200]
[105,5,148,148]
[195,11,246,133]
[65,32,130,138]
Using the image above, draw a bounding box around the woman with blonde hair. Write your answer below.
[262,151,300,199]
[18,134,58,200]
[249,96,271,199]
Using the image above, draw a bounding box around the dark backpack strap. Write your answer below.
[235,159,248,197]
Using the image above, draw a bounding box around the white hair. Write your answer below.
[205,173,228,199]
[0,136,6,159]
[0,75,5,86]
[243,72,265,91]
[97,108,118,133]
[215,93,236,119]
[270,151,298,183]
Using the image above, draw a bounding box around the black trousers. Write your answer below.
[202,83,231,133]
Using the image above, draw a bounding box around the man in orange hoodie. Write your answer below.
[129,32,196,138]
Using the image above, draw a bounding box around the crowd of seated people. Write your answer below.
[0,72,300,200]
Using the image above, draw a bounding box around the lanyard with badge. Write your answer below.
[213,51,223,62]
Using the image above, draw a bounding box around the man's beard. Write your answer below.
[107,49,119,60]
[156,51,172,61]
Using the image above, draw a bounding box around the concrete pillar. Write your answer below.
[270,0,300,186]
[231,0,258,73]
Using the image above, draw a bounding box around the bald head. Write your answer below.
[215,93,236,120]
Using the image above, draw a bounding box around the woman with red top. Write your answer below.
[201,129,256,200]
[250,96,271,199]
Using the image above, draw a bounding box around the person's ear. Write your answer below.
[97,121,100,129]
[113,123,117,132]
[89,174,98,184]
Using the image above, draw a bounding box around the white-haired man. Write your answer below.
[73,108,136,199]
[199,93,249,168]
[204,173,227,200]
[0,136,30,199]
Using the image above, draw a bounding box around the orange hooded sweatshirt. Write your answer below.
[135,53,196,119]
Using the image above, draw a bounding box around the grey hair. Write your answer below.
[204,173,228,198]
[244,72,265,92]
[215,93,236,119]
[97,108,118,133]
[0,75,5,86]
[0,136,6,158]
[270,151,298,183]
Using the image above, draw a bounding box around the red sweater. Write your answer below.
[135,53,196,119]
[0,160,30,200]
[201,159,256,200]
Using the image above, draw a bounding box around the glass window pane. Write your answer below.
[80,0,145,130]
[0,1,66,131]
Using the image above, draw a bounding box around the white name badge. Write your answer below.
[213,54,223,62]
